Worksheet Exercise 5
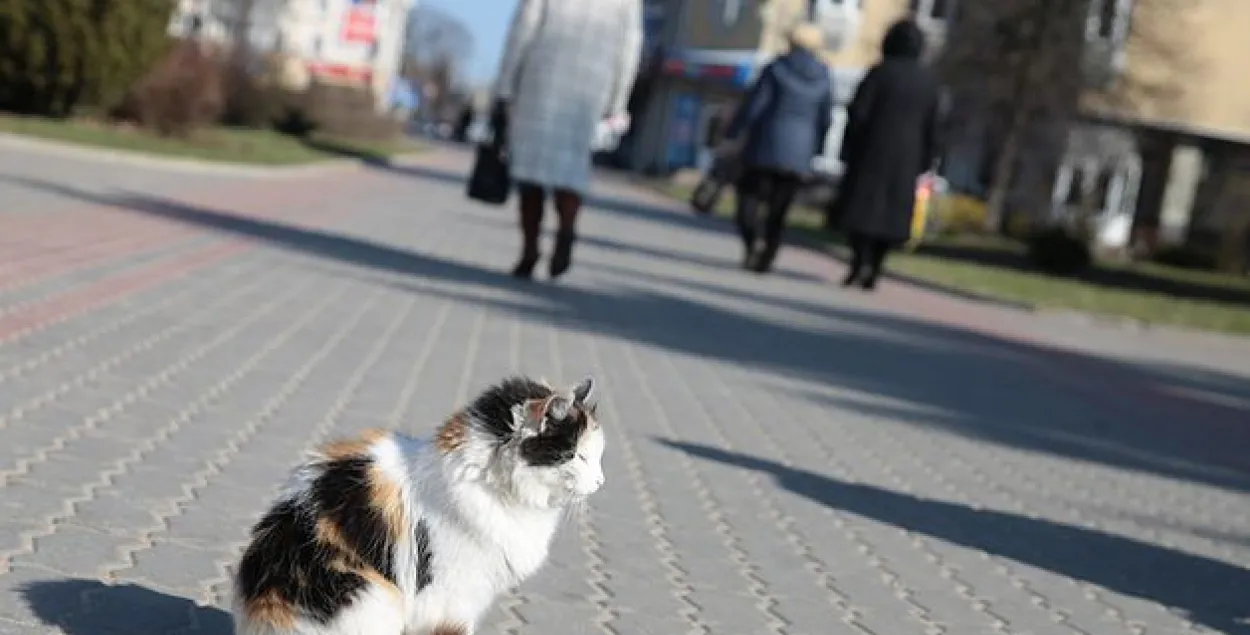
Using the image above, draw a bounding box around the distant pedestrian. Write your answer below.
[832,18,942,291]
[453,103,474,143]
[493,0,643,280]
[723,22,834,274]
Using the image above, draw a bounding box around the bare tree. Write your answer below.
[203,0,288,125]
[206,0,286,69]
[939,0,1197,232]
[404,4,474,118]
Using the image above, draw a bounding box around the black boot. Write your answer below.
[859,265,879,291]
[549,231,576,279]
[751,245,777,274]
[841,268,860,287]
[511,249,540,279]
[741,242,758,270]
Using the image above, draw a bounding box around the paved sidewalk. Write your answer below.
[0,145,1248,635]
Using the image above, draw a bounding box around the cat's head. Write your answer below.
[447,375,605,509]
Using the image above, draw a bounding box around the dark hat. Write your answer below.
[882,18,926,59]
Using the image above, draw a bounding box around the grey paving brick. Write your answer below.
[0,147,1248,635]
[9,525,128,578]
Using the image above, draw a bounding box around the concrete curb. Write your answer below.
[0,132,426,179]
[790,233,1250,340]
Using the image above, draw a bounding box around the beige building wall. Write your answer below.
[1075,0,1250,140]
[757,0,912,67]
[824,0,911,67]
[683,0,768,50]
[1106,0,1250,139]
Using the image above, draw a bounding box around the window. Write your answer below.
[810,0,857,15]
[1087,0,1133,42]
[910,0,953,21]
[1098,0,1118,37]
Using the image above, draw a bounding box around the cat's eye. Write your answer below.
[576,453,588,463]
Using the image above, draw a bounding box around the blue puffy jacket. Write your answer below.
[725,48,834,176]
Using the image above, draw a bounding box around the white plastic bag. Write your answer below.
[592,114,631,152]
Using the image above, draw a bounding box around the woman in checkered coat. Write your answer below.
[494,0,643,279]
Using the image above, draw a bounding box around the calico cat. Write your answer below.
[232,375,605,635]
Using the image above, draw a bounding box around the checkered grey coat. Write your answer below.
[494,0,643,195]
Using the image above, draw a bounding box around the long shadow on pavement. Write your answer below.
[11,178,1250,629]
[8,178,1250,496]
[21,578,232,635]
[660,440,1250,635]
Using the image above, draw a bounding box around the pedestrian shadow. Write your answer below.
[6,173,1250,498]
[20,578,232,635]
[660,440,1250,635]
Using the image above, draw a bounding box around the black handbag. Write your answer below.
[689,175,724,215]
[466,102,511,205]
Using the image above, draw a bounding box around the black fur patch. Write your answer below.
[467,376,554,441]
[519,405,591,467]
[415,519,434,590]
[235,501,369,624]
[467,376,593,468]
[310,457,398,583]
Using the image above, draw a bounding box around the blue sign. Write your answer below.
[666,92,701,169]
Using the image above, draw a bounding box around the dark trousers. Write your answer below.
[845,231,893,286]
[735,168,802,270]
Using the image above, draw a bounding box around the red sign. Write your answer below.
[342,6,376,44]
[308,62,373,84]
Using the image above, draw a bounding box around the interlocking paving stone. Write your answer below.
[0,146,1249,635]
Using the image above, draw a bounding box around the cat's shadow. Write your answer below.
[20,578,232,635]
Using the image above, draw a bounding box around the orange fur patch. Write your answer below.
[315,517,352,554]
[430,623,471,635]
[435,412,469,454]
[246,589,296,630]
[367,463,406,540]
[325,554,402,601]
[319,428,387,461]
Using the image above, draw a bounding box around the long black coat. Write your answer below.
[834,29,941,244]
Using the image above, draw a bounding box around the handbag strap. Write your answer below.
[489,100,510,151]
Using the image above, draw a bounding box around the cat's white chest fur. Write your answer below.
[400,441,565,628]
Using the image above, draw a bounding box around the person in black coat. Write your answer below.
[834,18,941,290]
[723,22,834,274]
[453,103,475,143]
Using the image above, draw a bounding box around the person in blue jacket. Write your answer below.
[723,22,833,274]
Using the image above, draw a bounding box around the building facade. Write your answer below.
[940,0,1250,257]
[169,0,416,113]
[618,0,923,175]
[1092,0,1250,257]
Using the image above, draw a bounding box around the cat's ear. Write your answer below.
[511,395,570,437]
[570,376,596,410]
